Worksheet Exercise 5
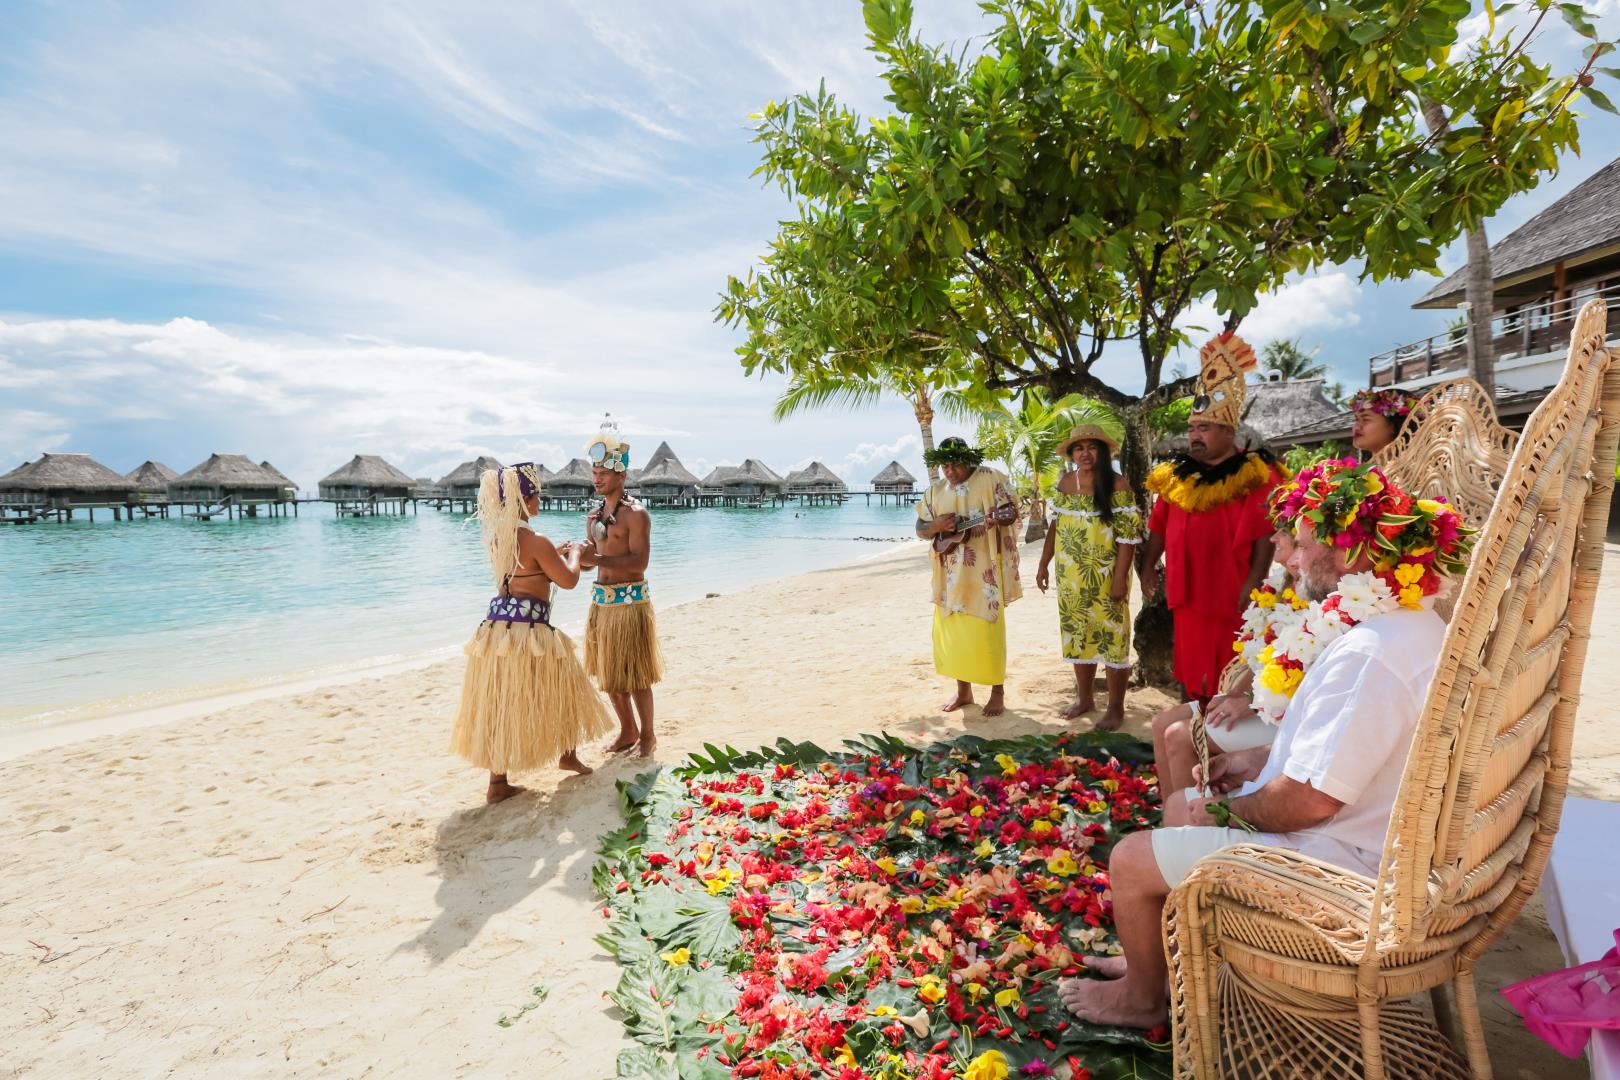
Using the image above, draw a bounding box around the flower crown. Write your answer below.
[1348,387,1417,419]
[1267,457,1474,608]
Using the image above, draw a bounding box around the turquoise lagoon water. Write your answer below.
[0,501,920,726]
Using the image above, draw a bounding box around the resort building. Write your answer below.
[318,455,416,501]
[634,442,702,504]
[260,462,298,499]
[1,453,138,520]
[1238,375,1344,451]
[1281,153,1620,450]
[439,456,503,502]
[545,458,596,503]
[706,459,785,499]
[870,460,918,495]
[125,460,178,500]
[784,461,849,502]
[169,454,289,507]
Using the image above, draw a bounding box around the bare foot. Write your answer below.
[982,691,1007,718]
[559,751,593,776]
[1082,955,1129,979]
[605,731,639,754]
[942,691,974,713]
[638,733,657,759]
[1094,706,1125,732]
[1057,976,1168,1029]
[486,780,527,804]
[1060,697,1095,720]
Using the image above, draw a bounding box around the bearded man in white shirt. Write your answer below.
[1060,459,1475,1030]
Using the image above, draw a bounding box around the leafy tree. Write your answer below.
[771,365,978,481]
[718,0,1616,494]
[1259,338,1329,381]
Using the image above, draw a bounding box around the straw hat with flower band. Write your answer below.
[1058,424,1120,459]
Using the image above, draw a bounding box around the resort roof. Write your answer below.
[702,465,738,486]
[6,452,137,491]
[871,460,918,485]
[439,455,503,488]
[171,453,283,489]
[1415,154,1620,309]
[1271,385,1551,447]
[1239,377,1343,442]
[548,458,595,486]
[319,454,416,488]
[126,461,179,491]
[1,461,27,480]
[785,461,847,488]
[717,459,784,487]
[637,441,701,486]
[260,461,296,489]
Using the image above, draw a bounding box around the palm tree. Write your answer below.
[1259,338,1329,381]
[771,367,975,481]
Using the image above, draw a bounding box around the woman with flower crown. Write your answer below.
[1349,387,1418,456]
[1059,459,1473,1031]
[450,462,613,803]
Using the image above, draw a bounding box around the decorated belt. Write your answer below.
[486,595,552,625]
[592,580,650,606]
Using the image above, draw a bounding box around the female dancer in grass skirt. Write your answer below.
[450,462,613,803]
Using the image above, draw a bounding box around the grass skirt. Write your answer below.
[451,619,613,773]
[585,600,664,693]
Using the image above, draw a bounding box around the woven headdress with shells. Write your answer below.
[1191,333,1258,429]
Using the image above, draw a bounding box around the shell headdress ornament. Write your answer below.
[586,412,631,473]
[1191,332,1258,429]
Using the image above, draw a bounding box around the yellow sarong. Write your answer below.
[933,608,1007,686]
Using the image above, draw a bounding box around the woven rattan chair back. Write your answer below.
[1165,299,1618,1079]
[1375,378,1519,530]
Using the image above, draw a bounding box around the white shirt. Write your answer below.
[1236,603,1446,876]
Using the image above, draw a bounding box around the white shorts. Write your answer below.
[1151,824,1280,886]
[1202,711,1278,753]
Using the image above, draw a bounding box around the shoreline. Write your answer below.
[0,538,928,764]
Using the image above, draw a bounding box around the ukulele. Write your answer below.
[930,503,1019,555]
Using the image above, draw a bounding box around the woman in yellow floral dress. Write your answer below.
[1036,425,1142,730]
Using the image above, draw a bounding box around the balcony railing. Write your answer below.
[1368,282,1620,387]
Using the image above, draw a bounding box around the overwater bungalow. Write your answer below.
[318,455,416,515]
[169,454,290,518]
[784,461,848,503]
[707,459,784,503]
[636,442,701,504]
[0,453,138,522]
[871,460,918,496]
[126,460,178,499]
[439,456,503,502]
[545,458,596,504]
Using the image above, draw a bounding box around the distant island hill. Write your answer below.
[0,444,921,524]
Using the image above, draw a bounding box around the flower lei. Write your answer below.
[1248,571,1403,723]
[1144,451,1288,513]
[1231,564,1311,721]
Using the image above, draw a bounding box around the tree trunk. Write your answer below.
[1463,225,1496,399]
[1121,406,1176,688]
[1024,453,1047,541]
[913,393,939,482]
[1420,97,1495,398]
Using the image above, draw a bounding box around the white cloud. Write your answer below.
[840,433,920,477]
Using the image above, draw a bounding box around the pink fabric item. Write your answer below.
[1501,929,1620,1058]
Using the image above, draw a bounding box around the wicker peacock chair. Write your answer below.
[1164,299,1619,1079]
[1374,377,1521,529]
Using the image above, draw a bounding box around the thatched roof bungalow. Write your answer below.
[318,455,416,500]
[785,461,848,495]
[636,441,701,499]
[439,456,503,500]
[871,461,918,494]
[259,461,298,498]
[546,458,596,499]
[125,460,178,497]
[1239,376,1343,449]
[708,459,784,497]
[3,453,137,506]
[170,454,288,503]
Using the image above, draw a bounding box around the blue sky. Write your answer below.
[1,0,1616,489]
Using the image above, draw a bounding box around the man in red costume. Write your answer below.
[1140,335,1288,703]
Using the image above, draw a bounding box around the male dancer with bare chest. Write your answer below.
[579,421,663,757]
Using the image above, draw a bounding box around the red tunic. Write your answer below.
[1149,474,1279,700]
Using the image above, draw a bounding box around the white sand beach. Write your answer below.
[3,543,1616,1079]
